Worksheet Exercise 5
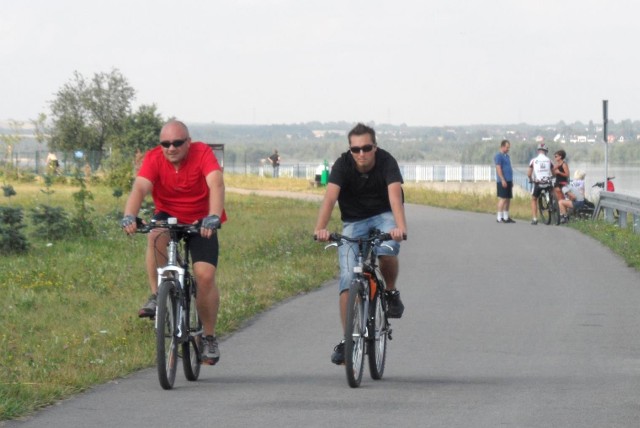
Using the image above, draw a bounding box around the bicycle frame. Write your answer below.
[137,217,204,389]
[155,234,189,340]
[324,229,395,387]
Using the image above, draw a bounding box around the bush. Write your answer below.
[0,206,29,254]
[29,205,71,241]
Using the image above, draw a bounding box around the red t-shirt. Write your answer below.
[138,142,227,224]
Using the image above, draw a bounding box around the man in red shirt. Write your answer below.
[121,120,225,365]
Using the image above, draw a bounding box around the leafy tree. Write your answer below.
[48,69,135,164]
[0,120,24,181]
[104,104,164,191]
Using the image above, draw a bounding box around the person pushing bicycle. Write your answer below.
[314,123,407,366]
[120,120,226,365]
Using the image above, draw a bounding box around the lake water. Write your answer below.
[569,164,640,198]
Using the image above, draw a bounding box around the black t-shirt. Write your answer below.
[269,153,280,166]
[329,148,404,222]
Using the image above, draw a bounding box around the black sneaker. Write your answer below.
[504,218,516,223]
[331,340,345,365]
[386,290,405,319]
[138,293,157,318]
[201,335,220,365]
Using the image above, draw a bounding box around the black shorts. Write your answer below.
[152,212,219,267]
[496,181,513,199]
[531,183,551,198]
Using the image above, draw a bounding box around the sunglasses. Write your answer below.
[349,144,374,154]
[160,139,187,149]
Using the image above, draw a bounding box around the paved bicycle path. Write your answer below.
[6,203,640,427]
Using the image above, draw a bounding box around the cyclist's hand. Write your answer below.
[314,229,330,242]
[200,214,220,238]
[389,228,406,242]
[121,214,137,235]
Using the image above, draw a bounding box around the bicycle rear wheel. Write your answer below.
[182,275,202,381]
[538,190,551,225]
[368,284,387,380]
[345,278,366,388]
[156,279,179,390]
[550,196,560,225]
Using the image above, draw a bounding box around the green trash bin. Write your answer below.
[321,170,329,186]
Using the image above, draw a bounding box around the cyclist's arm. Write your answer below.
[202,170,225,238]
[388,182,407,241]
[205,170,225,218]
[122,177,153,233]
[314,183,340,241]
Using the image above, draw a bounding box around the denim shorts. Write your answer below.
[338,211,400,293]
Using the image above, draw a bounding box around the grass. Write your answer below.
[0,176,340,420]
[1,174,638,420]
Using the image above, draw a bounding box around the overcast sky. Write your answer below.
[1,0,638,127]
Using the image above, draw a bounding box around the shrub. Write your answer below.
[0,206,29,254]
[29,205,71,241]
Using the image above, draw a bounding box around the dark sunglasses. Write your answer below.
[349,144,374,154]
[160,139,187,149]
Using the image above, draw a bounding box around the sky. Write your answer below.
[1,0,639,127]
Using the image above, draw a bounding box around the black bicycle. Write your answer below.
[323,229,405,388]
[137,218,211,390]
[536,178,560,225]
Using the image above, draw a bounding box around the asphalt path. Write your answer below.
[6,203,640,427]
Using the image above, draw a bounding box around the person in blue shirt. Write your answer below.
[494,139,515,223]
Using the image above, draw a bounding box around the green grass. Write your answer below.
[0,176,340,420]
[1,174,638,420]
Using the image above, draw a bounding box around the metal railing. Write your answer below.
[593,192,640,234]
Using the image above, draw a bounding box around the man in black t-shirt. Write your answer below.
[314,123,408,366]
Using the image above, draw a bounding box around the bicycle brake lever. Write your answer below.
[380,243,394,252]
[324,242,339,250]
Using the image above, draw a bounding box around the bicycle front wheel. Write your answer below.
[345,278,366,388]
[156,279,179,390]
[182,275,202,381]
[538,190,551,225]
[368,285,387,380]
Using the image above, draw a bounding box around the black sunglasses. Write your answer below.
[349,144,374,154]
[160,139,187,148]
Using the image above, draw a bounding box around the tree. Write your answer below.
[118,104,164,153]
[48,69,135,161]
[0,119,24,163]
[104,104,164,191]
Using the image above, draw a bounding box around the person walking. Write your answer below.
[314,123,407,366]
[494,139,515,223]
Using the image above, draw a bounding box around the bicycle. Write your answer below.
[137,217,214,390]
[322,229,405,388]
[535,177,560,225]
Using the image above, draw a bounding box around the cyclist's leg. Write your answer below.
[146,211,172,294]
[338,220,363,330]
[146,229,169,294]
[190,234,220,338]
[371,212,404,318]
[370,212,401,290]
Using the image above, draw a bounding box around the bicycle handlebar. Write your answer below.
[135,218,205,235]
[314,230,407,243]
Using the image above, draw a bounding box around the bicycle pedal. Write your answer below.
[388,329,393,340]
